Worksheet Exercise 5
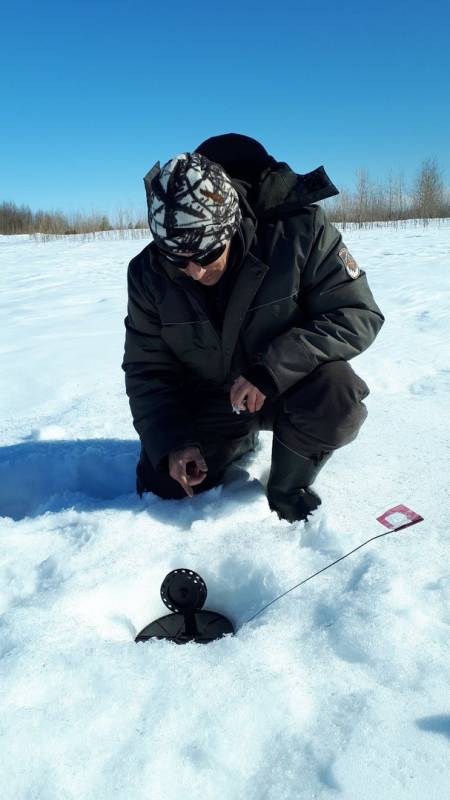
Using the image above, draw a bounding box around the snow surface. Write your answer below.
[1,221,449,799]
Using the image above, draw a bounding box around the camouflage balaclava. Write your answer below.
[144,152,241,254]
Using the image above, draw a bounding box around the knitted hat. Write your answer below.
[144,152,241,254]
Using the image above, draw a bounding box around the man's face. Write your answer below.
[175,240,231,286]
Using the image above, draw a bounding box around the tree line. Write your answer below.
[0,206,147,236]
[323,158,449,227]
[1,158,448,235]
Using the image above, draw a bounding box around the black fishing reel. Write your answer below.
[135,569,235,645]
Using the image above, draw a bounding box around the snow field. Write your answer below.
[1,222,449,799]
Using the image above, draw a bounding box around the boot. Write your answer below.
[267,437,332,523]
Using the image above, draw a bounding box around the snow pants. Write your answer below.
[135,360,370,500]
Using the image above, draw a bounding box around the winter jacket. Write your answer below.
[122,135,385,469]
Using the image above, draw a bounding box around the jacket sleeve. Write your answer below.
[258,205,385,393]
[121,255,199,469]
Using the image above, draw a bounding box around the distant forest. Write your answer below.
[1,158,448,236]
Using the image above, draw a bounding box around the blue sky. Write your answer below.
[2,0,449,218]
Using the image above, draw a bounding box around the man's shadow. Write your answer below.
[0,438,140,520]
[0,438,264,522]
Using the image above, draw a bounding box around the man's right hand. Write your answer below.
[168,446,208,497]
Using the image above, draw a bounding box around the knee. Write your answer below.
[297,361,369,416]
[326,363,370,444]
[278,361,370,451]
[313,361,369,404]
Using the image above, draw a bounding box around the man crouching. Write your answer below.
[122,134,384,522]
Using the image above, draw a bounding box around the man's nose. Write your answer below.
[187,263,206,280]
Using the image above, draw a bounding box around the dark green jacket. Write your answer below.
[122,159,384,468]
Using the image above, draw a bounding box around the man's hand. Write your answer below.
[230,376,266,413]
[168,446,208,498]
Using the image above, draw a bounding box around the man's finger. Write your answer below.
[230,376,247,405]
[169,461,192,496]
[180,473,193,497]
[256,394,266,412]
[247,390,257,413]
[196,456,208,472]
[232,384,250,408]
[249,389,261,413]
[229,386,240,405]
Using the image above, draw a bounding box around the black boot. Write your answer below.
[267,437,332,523]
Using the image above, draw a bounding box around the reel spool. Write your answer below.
[135,569,234,645]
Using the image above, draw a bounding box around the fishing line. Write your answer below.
[245,519,420,625]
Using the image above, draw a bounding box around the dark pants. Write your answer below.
[136,361,370,500]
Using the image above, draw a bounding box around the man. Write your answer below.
[122,133,384,523]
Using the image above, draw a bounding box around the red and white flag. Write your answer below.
[376,504,424,532]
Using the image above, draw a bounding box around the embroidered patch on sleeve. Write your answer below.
[338,246,360,279]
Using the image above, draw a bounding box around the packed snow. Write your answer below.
[1,220,449,800]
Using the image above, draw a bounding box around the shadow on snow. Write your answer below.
[0,438,263,525]
[0,438,140,520]
[416,715,450,741]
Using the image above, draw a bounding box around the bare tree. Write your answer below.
[355,168,371,226]
[412,157,445,219]
[320,159,447,227]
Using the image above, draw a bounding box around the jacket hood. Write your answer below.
[195,133,339,219]
[250,162,339,219]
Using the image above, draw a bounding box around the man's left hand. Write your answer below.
[230,376,266,413]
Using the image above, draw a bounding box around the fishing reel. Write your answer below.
[135,569,235,645]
